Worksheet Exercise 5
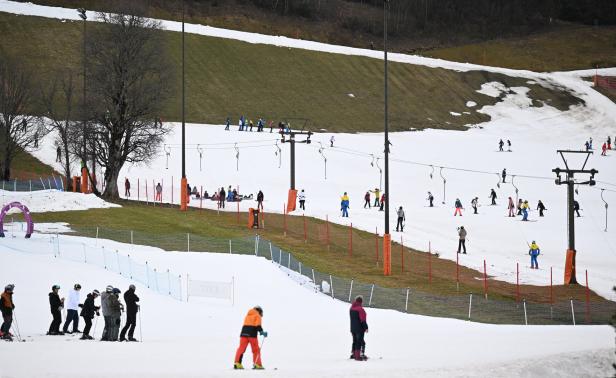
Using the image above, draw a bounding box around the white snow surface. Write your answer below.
[0,189,119,213]
[0,231,613,377]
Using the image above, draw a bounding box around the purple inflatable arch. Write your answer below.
[0,202,34,238]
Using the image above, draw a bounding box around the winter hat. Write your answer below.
[105,285,113,293]
[52,284,60,290]
[254,306,263,316]
[354,295,363,303]
[5,284,14,292]
[112,288,121,294]
[129,284,136,291]
[74,283,81,290]
[92,290,100,296]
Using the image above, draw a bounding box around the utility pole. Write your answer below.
[552,150,597,284]
[383,0,392,276]
[280,126,312,212]
[77,8,88,194]
[180,1,188,211]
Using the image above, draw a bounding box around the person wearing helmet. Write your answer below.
[63,283,82,334]
[120,284,140,342]
[100,285,114,341]
[529,241,541,269]
[47,285,65,335]
[350,295,368,361]
[80,290,100,340]
[234,306,267,370]
[108,288,124,341]
[0,284,15,341]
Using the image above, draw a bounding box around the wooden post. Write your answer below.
[171,176,174,204]
[236,201,240,224]
[550,267,553,305]
[145,179,149,204]
[456,251,459,291]
[428,249,432,284]
[326,215,330,250]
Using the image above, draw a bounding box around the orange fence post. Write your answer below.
[375,227,379,262]
[585,270,590,323]
[303,214,307,242]
[383,233,391,276]
[348,223,353,257]
[516,262,520,302]
[483,259,488,299]
[400,236,404,273]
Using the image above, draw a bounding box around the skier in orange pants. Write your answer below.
[234,306,267,370]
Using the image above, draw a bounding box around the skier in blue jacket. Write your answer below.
[341,192,350,217]
[529,241,540,269]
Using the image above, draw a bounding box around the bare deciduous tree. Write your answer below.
[0,53,45,181]
[86,9,173,199]
[40,70,79,190]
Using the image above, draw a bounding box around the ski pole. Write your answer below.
[12,311,23,342]
[254,335,266,366]
[138,306,143,342]
[93,315,99,336]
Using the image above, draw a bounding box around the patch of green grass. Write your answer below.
[425,26,616,72]
[0,12,582,133]
[1,147,59,180]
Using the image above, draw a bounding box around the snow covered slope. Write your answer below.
[0,230,613,377]
[0,189,119,213]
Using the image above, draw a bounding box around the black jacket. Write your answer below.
[49,292,62,312]
[257,191,264,202]
[80,294,99,319]
[124,290,140,314]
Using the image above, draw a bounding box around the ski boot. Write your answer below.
[253,364,264,370]
[233,362,244,370]
[128,337,139,342]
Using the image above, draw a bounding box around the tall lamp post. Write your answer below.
[77,8,88,193]
[180,1,188,211]
[383,0,392,276]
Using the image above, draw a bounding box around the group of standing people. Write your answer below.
[363,188,386,211]
[585,136,613,156]
[226,116,274,133]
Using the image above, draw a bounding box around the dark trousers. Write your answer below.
[379,202,384,211]
[457,239,466,254]
[63,309,79,332]
[49,309,61,333]
[364,200,370,208]
[539,209,544,217]
[575,209,580,217]
[1,313,12,334]
[473,206,478,214]
[299,200,305,210]
[429,199,433,207]
[351,331,366,353]
[396,217,404,231]
[120,312,137,340]
[373,198,379,207]
[491,197,496,205]
[83,317,93,336]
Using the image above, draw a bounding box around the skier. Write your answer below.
[508,196,515,217]
[584,140,590,151]
[370,188,380,207]
[427,191,434,207]
[521,200,530,221]
[249,120,254,132]
[471,197,479,214]
[536,200,547,217]
[234,306,267,370]
[80,289,100,340]
[498,139,504,152]
[62,283,82,334]
[256,190,264,211]
[108,288,124,342]
[454,198,463,216]
[238,117,243,131]
[457,226,467,254]
[528,241,540,269]
[574,200,581,217]
[120,285,140,342]
[489,189,497,205]
[225,117,230,131]
[100,285,113,341]
[257,118,263,132]
[501,168,507,183]
[517,199,523,215]
[155,182,162,202]
[601,142,607,156]
[379,193,386,211]
[56,145,61,162]
[608,136,612,150]
[298,189,306,210]
[219,187,226,209]
[395,206,405,232]
[330,135,335,147]
[124,178,131,198]
[507,139,512,152]
[349,295,368,361]
[589,137,593,149]
[341,192,350,218]
[47,285,64,335]
[363,191,371,208]
[0,284,15,341]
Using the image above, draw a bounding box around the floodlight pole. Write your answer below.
[383,0,391,276]
[280,128,312,212]
[552,150,597,285]
[180,1,188,211]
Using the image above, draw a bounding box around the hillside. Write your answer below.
[0,11,582,132]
